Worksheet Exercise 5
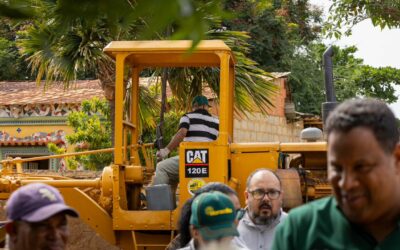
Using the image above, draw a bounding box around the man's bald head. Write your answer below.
[246,168,281,189]
[245,168,283,226]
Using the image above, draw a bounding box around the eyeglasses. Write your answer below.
[248,189,281,200]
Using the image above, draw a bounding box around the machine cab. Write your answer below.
[103,40,235,209]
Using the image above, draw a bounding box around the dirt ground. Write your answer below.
[0,170,121,250]
[67,217,120,250]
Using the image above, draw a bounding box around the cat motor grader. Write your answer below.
[0,40,329,249]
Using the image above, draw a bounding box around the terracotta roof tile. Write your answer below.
[0,80,105,105]
[0,130,66,146]
[0,77,219,106]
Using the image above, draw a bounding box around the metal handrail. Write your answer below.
[1,143,155,166]
[0,148,115,164]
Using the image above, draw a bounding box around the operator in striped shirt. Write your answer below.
[153,95,219,192]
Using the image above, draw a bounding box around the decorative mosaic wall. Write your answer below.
[0,130,66,145]
[0,103,81,118]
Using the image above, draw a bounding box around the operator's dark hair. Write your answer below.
[178,182,238,247]
[246,168,282,189]
[326,98,399,154]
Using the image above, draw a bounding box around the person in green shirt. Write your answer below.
[272,98,400,250]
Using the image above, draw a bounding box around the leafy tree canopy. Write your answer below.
[1,0,229,46]
[222,0,322,71]
[66,97,112,170]
[288,44,400,114]
[0,18,32,80]
[325,0,400,38]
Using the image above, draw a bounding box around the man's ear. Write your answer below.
[244,189,249,204]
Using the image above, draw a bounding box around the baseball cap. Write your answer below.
[5,183,79,223]
[190,191,239,241]
[192,95,210,107]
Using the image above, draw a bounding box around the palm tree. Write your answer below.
[17,0,277,144]
[166,29,276,116]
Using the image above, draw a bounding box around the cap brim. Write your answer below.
[198,222,239,241]
[21,203,79,222]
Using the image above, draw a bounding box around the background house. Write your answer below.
[0,80,104,170]
[201,73,305,142]
[232,72,305,142]
[0,74,308,170]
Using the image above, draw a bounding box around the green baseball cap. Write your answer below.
[190,191,239,241]
[192,95,210,107]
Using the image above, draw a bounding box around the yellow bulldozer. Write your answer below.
[0,40,329,249]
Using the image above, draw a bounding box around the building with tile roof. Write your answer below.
[0,80,105,170]
[0,73,307,170]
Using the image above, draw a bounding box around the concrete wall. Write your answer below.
[232,75,304,143]
[234,112,304,142]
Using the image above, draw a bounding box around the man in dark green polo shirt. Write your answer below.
[272,98,400,250]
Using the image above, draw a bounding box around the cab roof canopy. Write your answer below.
[103,40,235,67]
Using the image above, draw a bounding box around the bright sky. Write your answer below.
[310,0,400,117]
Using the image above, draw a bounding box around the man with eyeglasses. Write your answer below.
[234,168,287,250]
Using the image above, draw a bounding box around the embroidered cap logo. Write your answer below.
[38,188,57,201]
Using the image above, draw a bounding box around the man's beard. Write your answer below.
[249,201,279,226]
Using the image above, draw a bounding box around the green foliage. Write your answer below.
[164,29,277,116]
[325,0,400,38]
[0,18,32,80]
[47,142,66,154]
[15,0,276,118]
[0,0,33,19]
[66,97,112,170]
[137,84,160,131]
[47,142,80,170]
[248,9,291,71]
[351,66,400,103]
[7,0,397,126]
[2,0,229,47]
[141,106,184,156]
[163,111,184,148]
[288,44,400,114]
[211,30,277,114]
[18,19,104,85]
[286,44,325,114]
[0,37,19,79]
[222,0,322,71]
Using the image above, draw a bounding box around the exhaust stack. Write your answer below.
[322,46,338,125]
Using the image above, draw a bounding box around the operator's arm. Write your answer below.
[157,114,189,160]
[165,127,188,151]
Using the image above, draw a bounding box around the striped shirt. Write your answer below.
[179,109,219,142]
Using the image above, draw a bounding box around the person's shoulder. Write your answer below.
[290,196,334,214]
[187,109,219,120]
[179,113,190,122]
[287,196,335,222]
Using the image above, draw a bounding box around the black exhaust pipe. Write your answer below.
[322,46,338,125]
